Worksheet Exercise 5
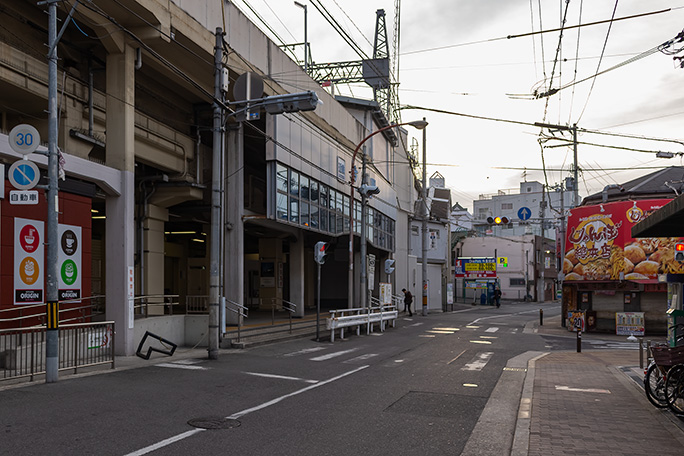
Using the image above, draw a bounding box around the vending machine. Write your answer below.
[667,281,684,347]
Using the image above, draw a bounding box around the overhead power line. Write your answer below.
[401,7,672,56]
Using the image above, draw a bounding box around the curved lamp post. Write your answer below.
[347,119,428,309]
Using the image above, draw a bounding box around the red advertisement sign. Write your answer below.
[563,199,684,281]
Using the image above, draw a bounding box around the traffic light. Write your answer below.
[384,259,395,274]
[262,91,319,115]
[676,242,684,262]
[314,241,328,265]
[359,184,380,198]
[486,216,510,225]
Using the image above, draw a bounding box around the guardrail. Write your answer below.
[0,321,115,382]
[326,305,398,342]
[224,299,249,343]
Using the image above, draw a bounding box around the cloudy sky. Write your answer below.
[234,0,684,211]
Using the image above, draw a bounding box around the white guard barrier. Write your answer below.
[326,305,398,342]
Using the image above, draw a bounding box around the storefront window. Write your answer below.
[290,171,299,197]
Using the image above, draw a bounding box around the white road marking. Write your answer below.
[126,366,369,455]
[309,348,359,361]
[243,372,318,384]
[433,327,460,331]
[462,352,494,371]
[343,353,379,364]
[427,330,455,334]
[470,340,492,345]
[284,347,326,357]
[485,327,499,333]
[419,335,436,338]
[171,359,203,365]
[155,363,208,370]
[409,322,424,327]
[555,385,611,394]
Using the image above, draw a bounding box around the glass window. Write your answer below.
[336,214,343,234]
[329,189,337,211]
[310,205,319,228]
[300,201,309,227]
[276,164,288,192]
[276,193,288,220]
[301,176,310,200]
[290,198,299,223]
[290,171,300,197]
[320,209,328,232]
[336,192,343,213]
[343,215,349,233]
[343,195,350,218]
[319,185,328,208]
[310,181,319,204]
[330,212,337,233]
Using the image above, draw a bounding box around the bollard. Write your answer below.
[577,330,582,353]
[540,309,543,326]
[639,338,644,369]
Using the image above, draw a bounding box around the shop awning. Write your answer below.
[627,279,659,285]
[632,192,684,238]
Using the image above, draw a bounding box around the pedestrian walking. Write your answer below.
[494,288,502,308]
[402,288,413,316]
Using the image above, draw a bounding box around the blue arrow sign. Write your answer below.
[518,206,532,221]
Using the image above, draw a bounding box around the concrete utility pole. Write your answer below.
[534,122,579,207]
[539,188,546,304]
[208,28,225,360]
[360,150,368,309]
[421,118,428,316]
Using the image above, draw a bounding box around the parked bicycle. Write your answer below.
[644,323,684,411]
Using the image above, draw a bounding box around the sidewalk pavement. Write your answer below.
[515,315,684,456]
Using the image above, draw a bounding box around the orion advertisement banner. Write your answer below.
[563,199,683,281]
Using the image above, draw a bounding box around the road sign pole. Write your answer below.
[46,0,60,383]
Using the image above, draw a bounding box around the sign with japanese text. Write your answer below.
[563,199,682,281]
[615,312,645,336]
[14,218,44,304]
[456,257,497,278]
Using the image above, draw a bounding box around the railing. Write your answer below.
[186,295,209,314]
[224,299,248,343]
[0,295,106,328]
[264,297,299,332]
[0,321,115,383]
[133,294,179,317]
[327,304,398,342]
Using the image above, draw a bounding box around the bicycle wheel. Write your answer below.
[665,364,684,415]
[644,362,669,408]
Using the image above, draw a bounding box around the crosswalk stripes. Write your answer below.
[462,352,494,371]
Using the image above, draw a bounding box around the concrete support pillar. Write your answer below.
[225,124,244,325]
[104,44,136,355]
[290,235,305,317]
[143,204,168,315]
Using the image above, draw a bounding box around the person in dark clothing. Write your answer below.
[494,288,502,308]
[402,288,413,316]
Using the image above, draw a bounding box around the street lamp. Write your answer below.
[347,119,428,309]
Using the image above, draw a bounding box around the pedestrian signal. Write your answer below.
[676,242,684,262]
[314,241,328,265]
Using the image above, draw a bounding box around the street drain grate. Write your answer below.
[187,417,241,430]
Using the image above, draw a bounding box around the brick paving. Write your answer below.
[527,350,684,456]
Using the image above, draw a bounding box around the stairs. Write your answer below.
[222,317,328,349]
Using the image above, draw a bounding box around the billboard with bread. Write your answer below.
[564,199,684,281]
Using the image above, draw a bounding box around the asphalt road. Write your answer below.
[2,302,570,455]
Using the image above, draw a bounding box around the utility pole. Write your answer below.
[572,124,579,207]
[45,0,60,383]
[360,149,368,309]
[421,118,428,316]
[208,28,225,360]
[539,187,546,304]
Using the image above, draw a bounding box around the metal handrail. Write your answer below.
[0,296,106,325]
[225,298,248,343]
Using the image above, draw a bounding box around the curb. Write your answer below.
[510,352,548,456]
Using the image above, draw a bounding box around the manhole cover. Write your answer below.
[187,417,241,430]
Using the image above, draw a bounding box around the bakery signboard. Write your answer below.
[563,199,684,281]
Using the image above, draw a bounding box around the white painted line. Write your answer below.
[126,366,369,455]
[284,347,326,357]
[463,383,478,388]
[155,363,208,371]
[343,353,379,364]
[227,366,370,419]
[462,352,494,371]
[409,322,424,327]
[433,327,460,331]
[480,335,497,339]
[485,327,499,333]
[555,385,611,394]
[427,330,454,334]
[419,335,436,338]
[243,372,318,384]
[171,359,203,365]
[309,348,359,361]
[466,325,480,329]
[125,429,205,456]
[470,340,492,345]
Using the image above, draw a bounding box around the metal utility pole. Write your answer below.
[45,0,61,383]
[572,124,579,207]
[208,28,225,360]
[294,1,308,74]
[360,150,368,309]
[421,118,428,316]
[539,188,546,304]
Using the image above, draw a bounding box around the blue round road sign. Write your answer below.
[518,206,532,221]
[8,160,40,190]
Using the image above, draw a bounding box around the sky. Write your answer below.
[233,0,684,212]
